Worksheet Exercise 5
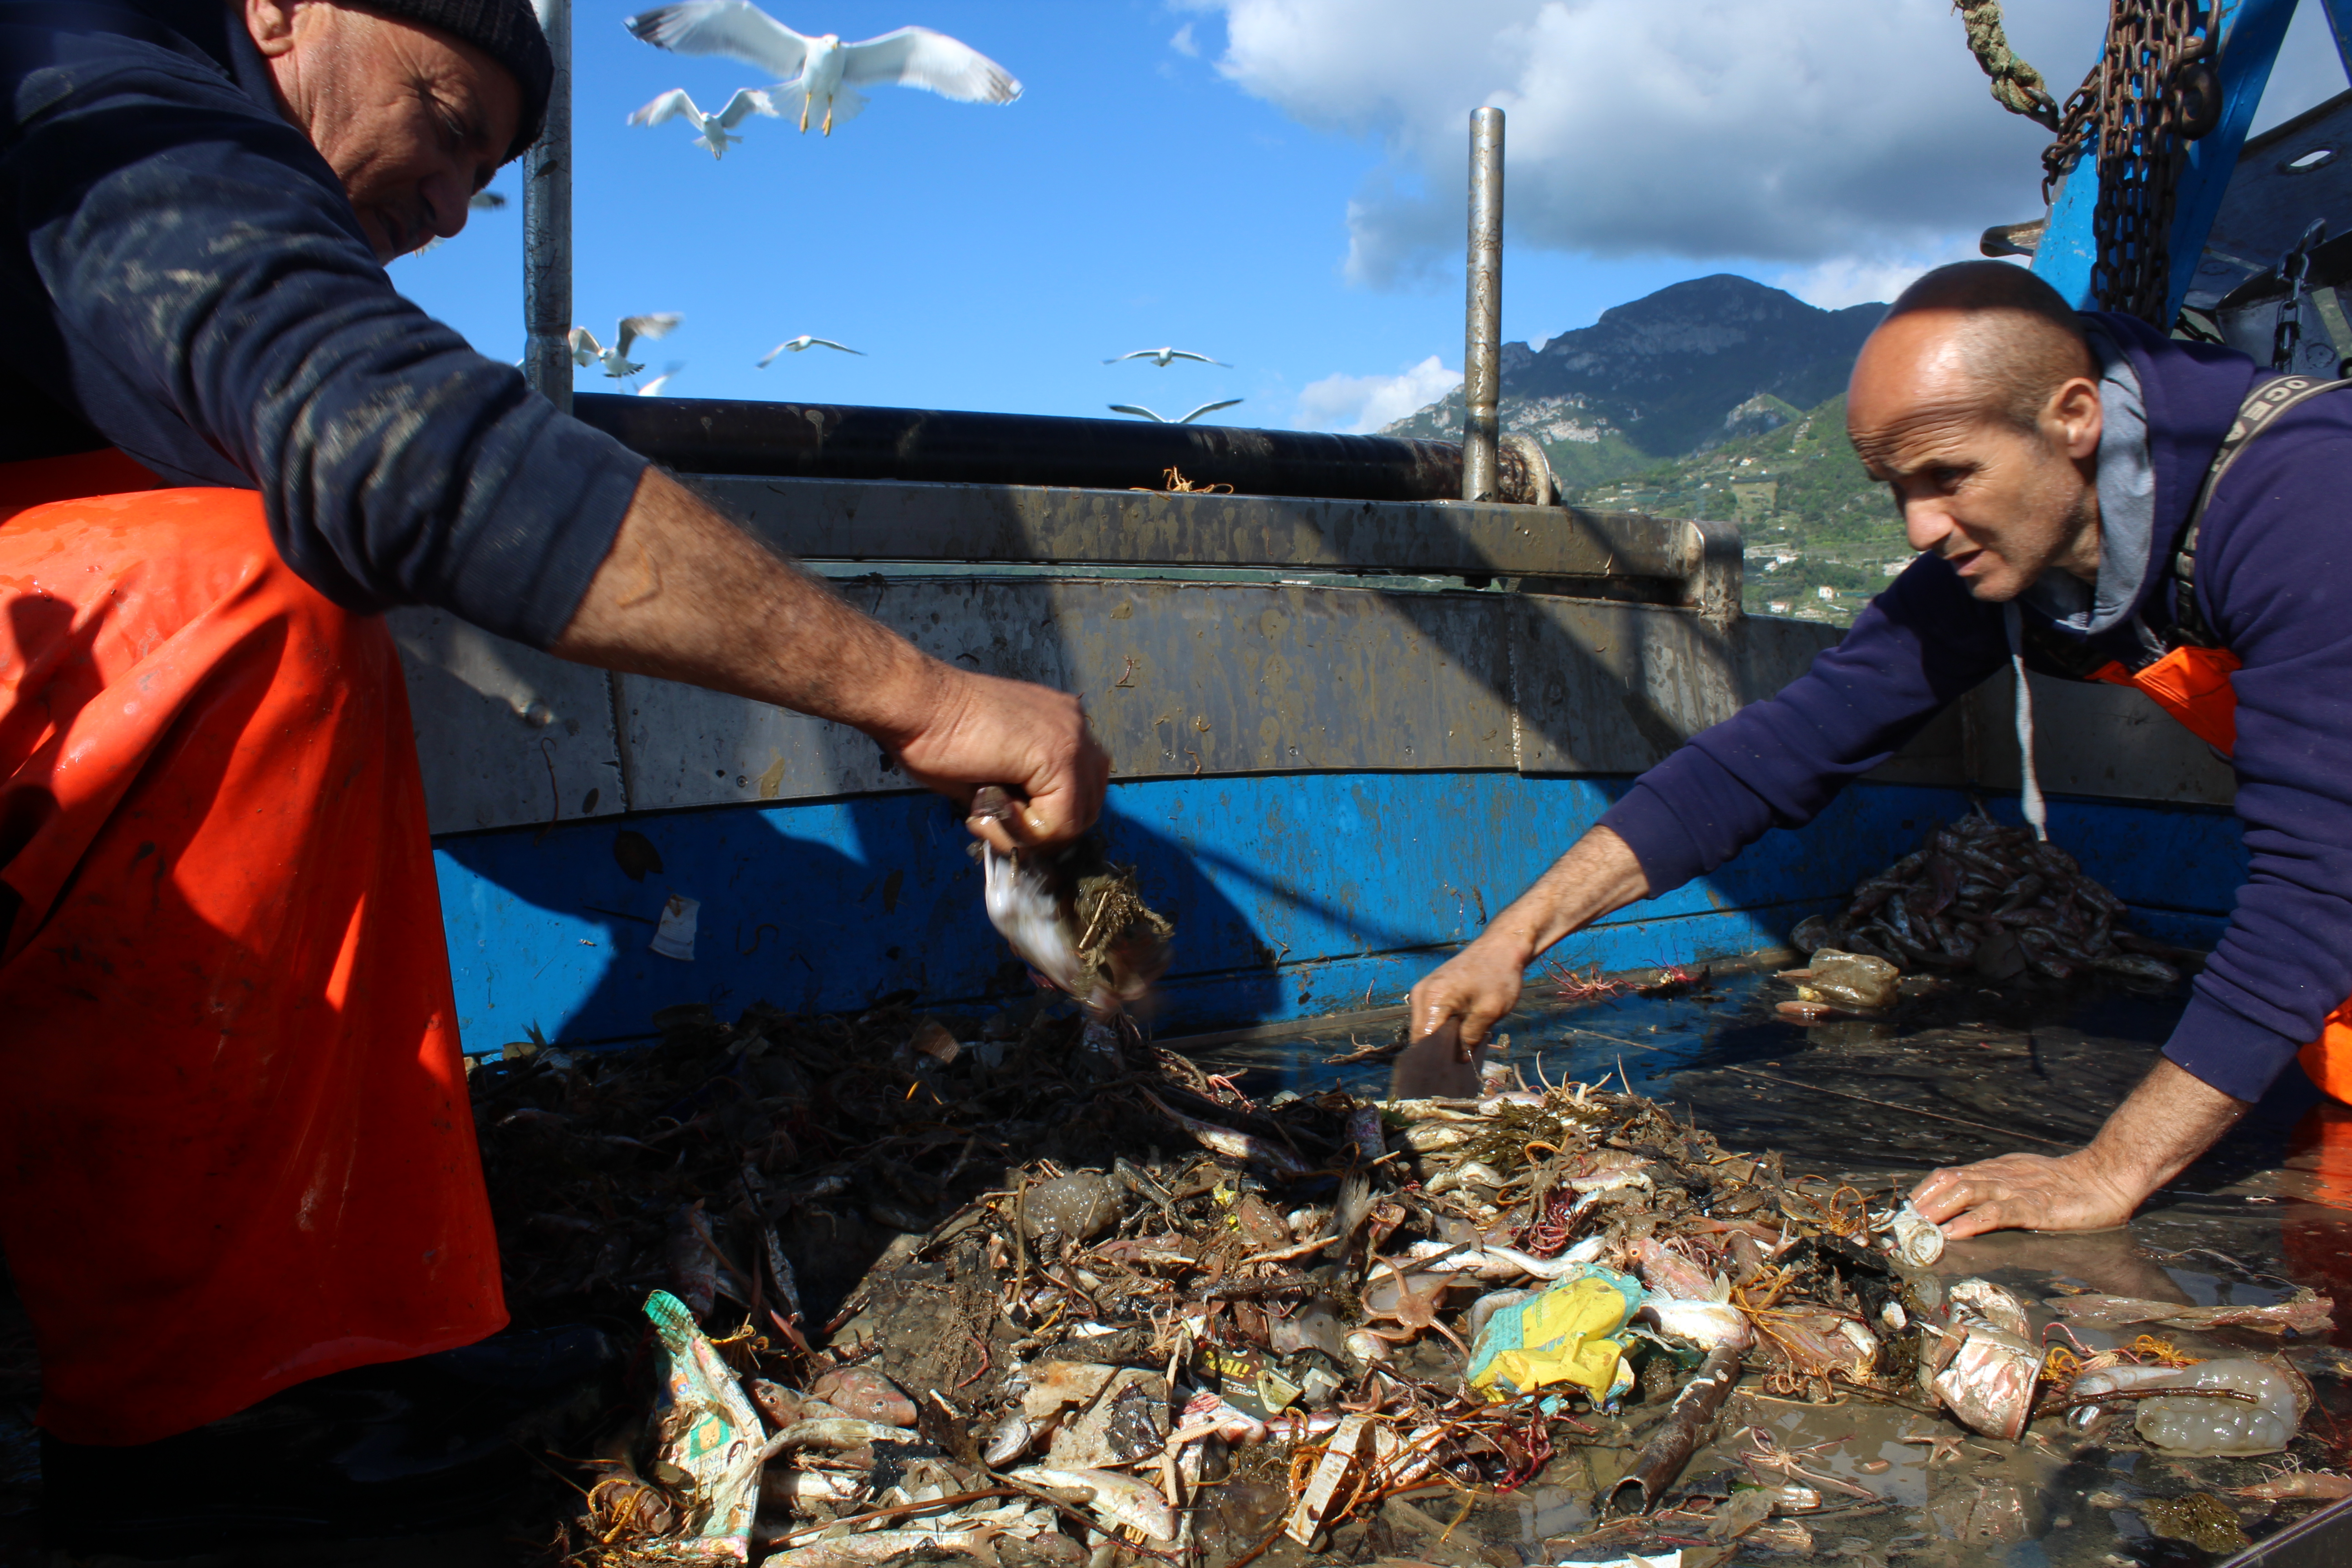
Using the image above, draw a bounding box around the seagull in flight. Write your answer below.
[757,335,862,366]
[1108,399,1244,425]
[628,86,776,157]
[1106,347,1228,368]
[569,314,681,378]
[624,2,1021,136]
[634,363,685,396]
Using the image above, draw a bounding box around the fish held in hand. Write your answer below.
[971,786,1171,1017]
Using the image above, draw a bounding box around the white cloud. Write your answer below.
[1776,245,2026,311]
[1296,355,1460,433]
[1170,21,1199,57]
[1184,0,2106,286]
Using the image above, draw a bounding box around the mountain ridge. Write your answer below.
[1379,274,1886,492]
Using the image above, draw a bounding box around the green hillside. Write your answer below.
[1571,393,1911,626]
[1384,384,1659,491]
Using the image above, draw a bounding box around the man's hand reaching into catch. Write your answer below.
[1910,1057,2248,1238]
[1407,826,1651,1060]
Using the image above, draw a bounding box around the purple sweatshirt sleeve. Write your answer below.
[1598,554,2007,894]
[2163,407,2352,1102]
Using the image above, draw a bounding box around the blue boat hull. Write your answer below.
[431,774,2243,1051]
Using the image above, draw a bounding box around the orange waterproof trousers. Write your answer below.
[0,452,505,1446]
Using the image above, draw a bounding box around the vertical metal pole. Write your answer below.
[1462,107,1504,503]
[524,0,573,412]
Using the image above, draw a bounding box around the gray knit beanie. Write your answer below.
[357,0,554,158]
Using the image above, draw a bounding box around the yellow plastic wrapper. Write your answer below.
[1467,1269,1641,1400]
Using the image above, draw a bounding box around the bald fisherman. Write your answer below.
[1411,260,2352,1242]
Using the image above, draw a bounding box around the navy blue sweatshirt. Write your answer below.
[1600,313,2352,1105]
[0,0,645,647]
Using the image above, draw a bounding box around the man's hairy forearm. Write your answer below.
[550,468,943,746]
[1485,826,1652,961]
[2089,1057,2249,1195]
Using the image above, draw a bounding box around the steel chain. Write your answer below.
[2035,2,2214,323]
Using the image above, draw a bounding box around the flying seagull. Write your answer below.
[1105,347,1228,368]
[1108,399,1244,425]
[628,86,776,157]
[624,2,1021,136]
[757,335,862,366]
[634,363,685,397]
[569,314,681,378]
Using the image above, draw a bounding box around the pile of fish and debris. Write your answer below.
[468,996,2342,1567]
[1778,805,2188,1024]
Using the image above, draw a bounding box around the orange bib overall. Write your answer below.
[2088,644,2352,1104]
[0,452,505,1445]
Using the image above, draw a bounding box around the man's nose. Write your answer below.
[1904,500,1954,556]
[422,173,470,242]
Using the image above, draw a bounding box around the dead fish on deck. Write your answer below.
[1137,1087,1309,1178]
[1007,1464,1179,1542]
[971,785,1173,1016]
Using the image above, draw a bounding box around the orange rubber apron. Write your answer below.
[2087,645,2352,1103]
[0,451,505,1446]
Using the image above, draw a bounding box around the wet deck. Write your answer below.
[1191,968,2352,1568]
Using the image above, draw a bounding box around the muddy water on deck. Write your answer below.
[1192,969,2352,1567]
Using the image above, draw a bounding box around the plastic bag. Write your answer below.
[1466,1267,1642,1401]
[1788,949,1899,1010]
[643,1289,768,1561]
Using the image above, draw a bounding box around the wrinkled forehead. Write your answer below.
[1848,318,1999,451]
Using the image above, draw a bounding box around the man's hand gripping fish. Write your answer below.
[971,786,1173,1017]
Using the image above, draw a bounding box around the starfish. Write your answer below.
[1361,1256,1471,1355]
[1903,1431,1970,1465]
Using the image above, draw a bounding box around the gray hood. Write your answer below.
[2018,320,2157,637]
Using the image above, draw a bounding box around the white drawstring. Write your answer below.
[2003,602,2048,842]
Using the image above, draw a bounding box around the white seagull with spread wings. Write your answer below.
[628,86,776,157]
[1105,347,1228,368]
[757,334,863,366]
[1108,399,1244,425]
[568,314,681,378]
[624,2,1021,136]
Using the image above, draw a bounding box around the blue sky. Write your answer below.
[392,0,2350,432]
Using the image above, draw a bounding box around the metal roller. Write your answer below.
[572,395,1553,504]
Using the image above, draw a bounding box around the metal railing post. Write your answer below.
[524,0,573,412]
[1462,107,1504,502]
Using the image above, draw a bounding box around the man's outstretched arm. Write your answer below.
[1909,1057,2249,1237]
[553,468,1109,851]
[1406,825,1651,1055]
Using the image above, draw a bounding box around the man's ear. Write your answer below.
[244,0,301,58]
[2047,376,2103,462]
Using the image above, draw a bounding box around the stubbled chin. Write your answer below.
[357,210,401,263]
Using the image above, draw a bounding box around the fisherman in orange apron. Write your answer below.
[0,0,1105,1550]
[1408,260,2352,1257]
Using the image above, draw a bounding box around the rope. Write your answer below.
[2003,603,2049,842]
[1954,1,2061,132]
